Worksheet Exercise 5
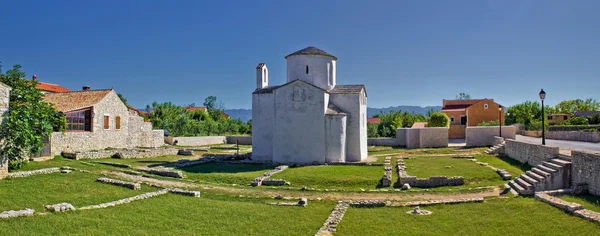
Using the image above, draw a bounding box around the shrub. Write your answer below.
[477,120,500,126]
[426,112,450,128]
[566,117,589,125]
[548,125,600,132]
[587,113,600,125]
[525,120,549,131]
[8,159,27,170]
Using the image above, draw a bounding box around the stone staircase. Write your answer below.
[507,158,572,196]
[485,143,505,155]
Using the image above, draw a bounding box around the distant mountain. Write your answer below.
[225,106,442,122]
[367,106,441,117]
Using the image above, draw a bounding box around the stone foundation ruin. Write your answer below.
[395,157,464,188]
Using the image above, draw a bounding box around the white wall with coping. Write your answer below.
[419,127,449,148]
[329,93,367,162]
[504,139,559,166]
[571,150,600,196]
[251,93,274,161]
[367,138,399,146]
[465,126,516,147]
[273,81,326,164]
[406,128,421,149]
[547,131,600,143]
[325,114,347,163]
[287,55,336,91]
[396,128,407,146]
[164,136,226,146]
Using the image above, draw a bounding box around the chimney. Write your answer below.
[32,75,37,81]
[82,86,91,91]
[256,63,268,89]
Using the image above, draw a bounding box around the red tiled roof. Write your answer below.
[127,105,148,116]
[367,118,381,124]
[185,106,230,119]
[43,89,112,112]
[35,82,71,93]
[411,122,427,128]
[441,104,472,110]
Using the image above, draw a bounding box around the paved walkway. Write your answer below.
[515,135,600,153]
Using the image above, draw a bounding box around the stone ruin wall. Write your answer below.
[395,157,464,188]
[504,139,559,167]
[572,150,600,196]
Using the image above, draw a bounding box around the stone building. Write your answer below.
[442,98,505,139]
[0,82,10,179]
[252,46,368,164]
[42,87,164,155]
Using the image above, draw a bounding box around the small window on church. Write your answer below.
[306,65,309,74]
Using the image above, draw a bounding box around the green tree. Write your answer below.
[118,93,128,106]
[456,93,472,100]
[426,112,450,128]
[505,101,545,125]
[377,111,403,137]
[555,99,600,114]
[367,123,379,138]
[0,64,65,162]
[566,116,589,125]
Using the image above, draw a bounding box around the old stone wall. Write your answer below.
[572,150,600,196]
[419,128,448,148]
[396,128,407,146]
[62,148,178,160]
[465,126,516,147]
[0,82,10,126]
[493,136,505,146]
[367,138,399,146]
[547,131,600,143]
[50,93,164,155]
[225,136,252,145]
[395,157,464,187]
[504,139,559,166]
[164,136,226,146]
[405,128,420,149]
[521,130,542,137]
[0,158,8,180]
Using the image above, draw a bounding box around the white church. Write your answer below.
[252,46,368,164]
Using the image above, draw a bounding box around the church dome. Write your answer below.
[285,46,337,60]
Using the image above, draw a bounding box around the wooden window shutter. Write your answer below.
[104,115,110,129]
[116,116,121,130]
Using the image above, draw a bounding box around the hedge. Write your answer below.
[548,125,600,132]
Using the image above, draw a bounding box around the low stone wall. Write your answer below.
[8,167,61,178]
[378,157,392,187]
[493,136,505,146]
[572,150,600,196]
[315,201,349,235]
[395,157,464,188]
[521,130,542,137]
[465,126,516,147]
[405,128,420,149]
[547,131,600,143]
[0,158,7,180]
[79,189,170,210]
[504,139,559,166]
[390,197,484,207]
[164,136,226,146]
[0,208,35,219]
[50,129,164,156]
[534,192,583,212]
[396,128,407,146]
[250,165,288,187]
[367,138,399,146]
[136,167,184,178]
[400,127,448,149]
[63,148,179,160]
[226,136,252,145]
[45,203,76,212]
[97,177,141,190]
[169,188,201,197]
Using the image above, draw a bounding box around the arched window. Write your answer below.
[263,68,266,82]
[306,65,309,74]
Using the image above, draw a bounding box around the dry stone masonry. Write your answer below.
[45,203,76,212]
[0,208,35,219]
[315,201,350,235]
[169,188,201,197]
[98,162,132,168]
[79,189,170,210]
[63,148,179,160]
[350,200,386,208]
[0,158,8,180]
[378,157,393,187]
[7,167,63,178]
[535,190,600,224]
[97,177,141,190]
[571,150,600,196]
[250,165,288,187]
[395,157,464,188]
[136,167,184,178]
[389,197,484,207]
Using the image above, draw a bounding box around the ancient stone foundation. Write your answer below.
[7,167,63,178]
[0,158,8,180]
[0,208,35,219]
[79,189,170,210]
[45,203,76,212]
[136,167,184,178]
[97,177,141,190]
[250,165,288,187]
[169,188,201,197]
[315,201,349,235]
[63,148,179,160]
[378,157,392,187]
[98,162,132,168]
[395,157,464,188]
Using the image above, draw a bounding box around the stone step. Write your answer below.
[520,174,538,185]
[550,159,572,166]
[532,168,551,177]
[558,154,572,161]
[508,180,525,193]
[515,177,533,189]
[526,171,545,181]
[542,162,562,170]
[537,165,557,173]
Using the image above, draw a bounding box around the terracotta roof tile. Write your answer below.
[411,122,427,128]
[367,118,381,124]
[35,82,71,93]
[285,46,337,60]
[442,104,472,110]
[329,85,366,95]
[42,89,113,112]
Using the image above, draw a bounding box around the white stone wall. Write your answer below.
[0,83,10,126]
[547,131,600,143]
[419,128,449,148]
[396,128,408,146]
[286,55,336,91]
[50,91,164,154]
[329,93,366,162]
[164,136,226,146]
[504,139,559,166]
[252,93,274,161]
[367,138,399,146]
[325,114,347,163]
[273,81,326,164]
[465,126,516,147]
[406,128,421,149]
[572,150,600,196]
[226,136,252,145]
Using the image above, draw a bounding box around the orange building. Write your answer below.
[441,98,505,139]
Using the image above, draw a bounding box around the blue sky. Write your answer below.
[1,0,598,109]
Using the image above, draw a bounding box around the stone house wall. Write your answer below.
[546,131,600,143]
[504,139,559,166]
[0,158,7,180]
[571,150,600,196]
[0,82,10,179]
[50,91,163,154]
[465,126,516,147]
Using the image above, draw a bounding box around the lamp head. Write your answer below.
[539,89,546,100]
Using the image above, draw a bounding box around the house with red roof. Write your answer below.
[32,75,71,93]
[441,98,504,138]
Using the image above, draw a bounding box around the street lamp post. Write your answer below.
[539,89,546,145]
[498,105,503,137]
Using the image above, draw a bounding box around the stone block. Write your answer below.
[45,203,76,212]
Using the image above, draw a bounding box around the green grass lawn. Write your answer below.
[0,192,334,236]
[0,171,159,212]
[336,197,600,235]
[473,154,531,177]
[178,163,276,185]
[272,165,384,190]
[403,156,505,188]
[559,194,600,213]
